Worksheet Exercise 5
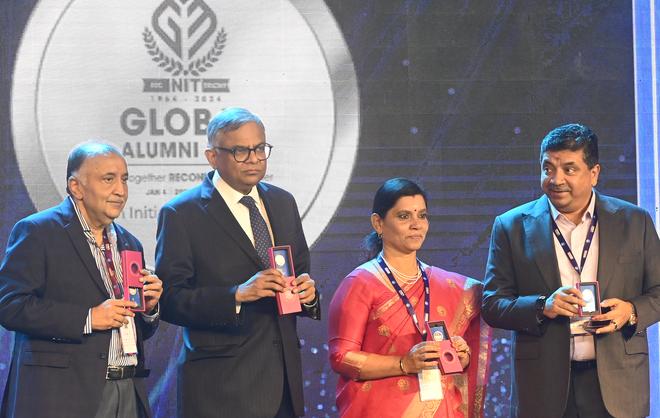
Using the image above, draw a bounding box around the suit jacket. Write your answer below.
[155,172,320,418]
[482,192,660,418]
[0,198,157,418]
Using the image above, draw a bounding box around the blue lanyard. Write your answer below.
[377,255,430,338]
[551,209,598,276]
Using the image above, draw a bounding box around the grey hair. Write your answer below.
[206,107,265,146]
[66,141,123,194]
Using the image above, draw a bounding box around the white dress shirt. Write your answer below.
[549,191,599,361]
[213,171,275,246]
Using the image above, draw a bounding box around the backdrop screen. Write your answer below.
[0,1,637,417]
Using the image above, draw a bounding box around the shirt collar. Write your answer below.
[548,190,596,223]
[212,170,261,204]
[69,196,116,246]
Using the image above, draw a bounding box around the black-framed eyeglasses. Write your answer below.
[212,143,273,162]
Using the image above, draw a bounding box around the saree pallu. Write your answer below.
[328,262,491,418]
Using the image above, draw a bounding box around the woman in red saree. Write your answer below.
[328,178,490,418]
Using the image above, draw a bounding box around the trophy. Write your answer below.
[268,245,302,315]
[426,321,462,375]
[120,250,145,312]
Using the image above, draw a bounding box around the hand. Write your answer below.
[294,273,317,305]
[543,286,585,319]
[401,341,441,374]
[140,269,162,314]
[450,336,471,369]
[91,299,136,331]
[235,269,287,303]
[592,298,634,334]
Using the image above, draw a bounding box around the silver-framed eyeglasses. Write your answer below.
[213,143,273,162]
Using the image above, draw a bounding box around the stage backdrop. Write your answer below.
[0,1,645,417]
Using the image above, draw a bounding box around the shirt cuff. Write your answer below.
[83,308,93,334]
[141,303,160,322]
[303,294,319,308]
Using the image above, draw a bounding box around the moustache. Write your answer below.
[548,187,570,193]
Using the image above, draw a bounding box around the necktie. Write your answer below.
[239,195,273,269]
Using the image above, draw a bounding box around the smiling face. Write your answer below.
[541,148,600,223]
[68,153,128,231]
[371,194,429,257]
[205,121,267,194]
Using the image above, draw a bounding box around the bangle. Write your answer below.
[399,357,408,375]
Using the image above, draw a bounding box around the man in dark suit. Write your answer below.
[482,123,660,418]
[0,142,162,418]
[156,107,320,418]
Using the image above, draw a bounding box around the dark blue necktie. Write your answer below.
[239,195,273,269]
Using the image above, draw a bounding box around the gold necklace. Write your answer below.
[381,253,421,284]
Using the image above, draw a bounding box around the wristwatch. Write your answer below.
[535,295,547,324]
[628,302,638,326]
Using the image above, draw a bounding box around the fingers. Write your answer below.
[545,286,586,318]
[546,298,579,317]
[558,287,586,307]
[294,273,311,285]
[450,336,469,352]
[599,298,622,308]
[263,268,285,277]
[592,299,631,334]
[237,270,289,302]
[595,321,617,334]
[92,299,137,330]
[405,348,439,372]
[261,277,287,293]
[141,275,163,304]
[294,276,316,304]
[112,311,130,325]
[106,299,138,310]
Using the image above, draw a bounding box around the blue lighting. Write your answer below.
[633,1,660,416]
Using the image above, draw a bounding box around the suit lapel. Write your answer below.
[201,174,263,268]
[523,195,561,292]
[595,193,621,295]
[60,199,109,296]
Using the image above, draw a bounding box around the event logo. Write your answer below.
[144,0,226,77]
[12,0,359,263]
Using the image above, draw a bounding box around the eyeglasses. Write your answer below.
[212,143,273,162]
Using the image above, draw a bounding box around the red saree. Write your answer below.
[328,260,491,418]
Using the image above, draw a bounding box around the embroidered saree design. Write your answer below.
[328,262,491,418]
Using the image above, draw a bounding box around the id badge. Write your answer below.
[119,316,138,355]
[418,368,443,401]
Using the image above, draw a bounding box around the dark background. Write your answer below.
[0,1,636,417]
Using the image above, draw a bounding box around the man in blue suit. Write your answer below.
[482,124,660,418]
[0,142,162,418]
[156,107,320,418]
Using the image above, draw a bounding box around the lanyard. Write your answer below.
[551,209,598,277]
[377,255,430,338]
[101,229,123,299]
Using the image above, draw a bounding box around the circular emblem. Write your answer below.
[12,0,359,264]
[274,254,286,267]
[583,289,594,304]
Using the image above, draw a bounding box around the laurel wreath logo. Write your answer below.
[143,27,227,76]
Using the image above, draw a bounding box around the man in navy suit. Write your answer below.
[482,124,660,418]
[0,142,162,418]
[156,107,320,418]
